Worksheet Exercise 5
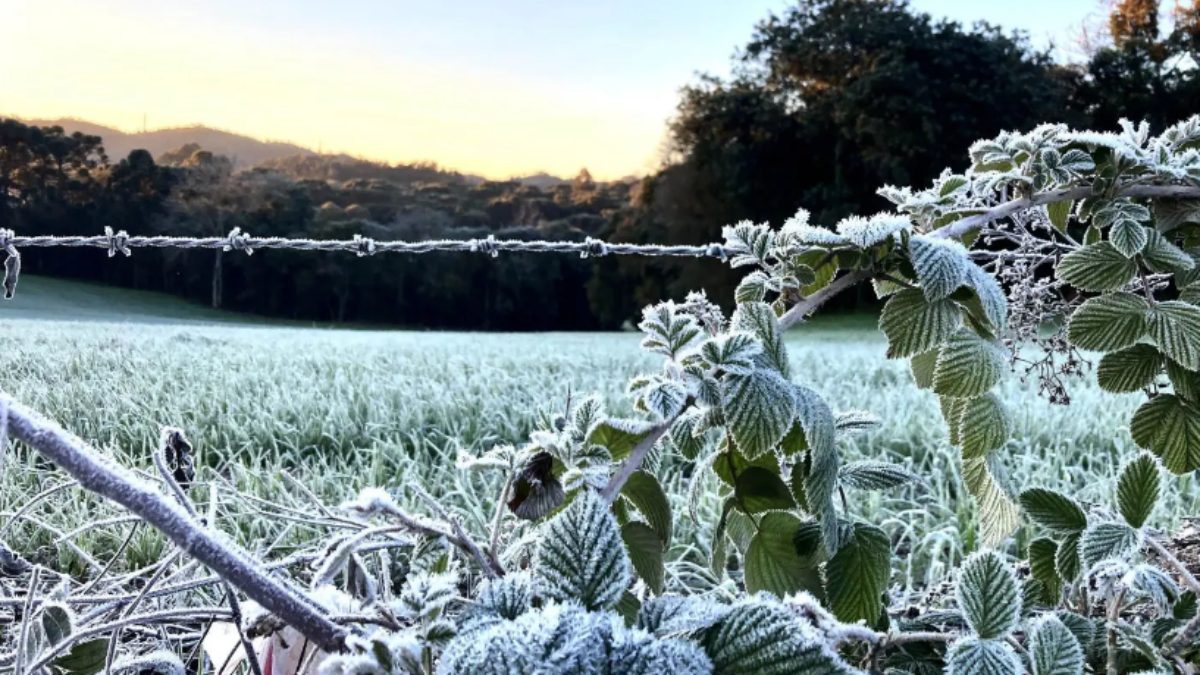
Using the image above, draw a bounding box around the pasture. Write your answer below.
[2,274,1193,600]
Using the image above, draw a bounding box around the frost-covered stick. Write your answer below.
[409,485,500,579]
[600,423,671,503]
[151,429,264,675]
[0,392,348,653]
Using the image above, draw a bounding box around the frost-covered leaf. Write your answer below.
[743,512,821,598]
[667,409,705,460]
[699,332,762,376]
[471,573,533,621]
[933,330,1005,398]
[439,603,610,675]
[1146,300,1200,370]
[1142,229,1195,274]
[722,220,774,268]
[39,603,73,647]
[795,384,840,553]
[833,409,881,435]
[838,461,918,490]
[1096,344,1162,392]
[956,550,1021,639]
[703,594,853,675]
[622,522,665,594]
[880,289,962,359]
[958,393,1009,458]
[1067,292,1149,352]
[945,637,1021,675]
[636,595,731,637]
[1057,242,1138,291]
[825,522,890,625]
[910,235,970,301]
[721,369,795,460]
[836,212,910,248]
[731,302,790,375]
[1109,221,1149,257]
[608,626,714,674]
[735,271,769,304]
[1117,452,1161,529]
[639,303,704,359]
[1018,488,1087,534]
[963,263,1008,331]
[642,378,687,419]
[963,456,1020,547]
[536,490,632,610]
[1030,615,1084,675]
[110,650,184,675]
[1080,521,1139,566]
[622,471,672,546]
[1130,394,1200,473]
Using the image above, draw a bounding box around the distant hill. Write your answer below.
[20,117,315,168]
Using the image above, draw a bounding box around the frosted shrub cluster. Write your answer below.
[3,116,1200,674]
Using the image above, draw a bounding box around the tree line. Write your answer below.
[2,0,1198,329]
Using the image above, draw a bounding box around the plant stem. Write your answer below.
[600,421,671,503]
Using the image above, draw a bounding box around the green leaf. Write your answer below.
[744,512,822,598]
[1028,538,1062,605]
[940,396,967,445]
[1030,615,1085,675]
[722,369,796,460]
[735,466,796,514]
[1056,533,1082,582]
[911,349,939,389]
[1181,281,1200,305]
[1146,300,1200,370]
[956,550,1021,639]
[795,384,840,554]
[945,637,1021,675]
[1130,394,1200,473]
[1153,199,1200,232]
[536,489,631,610]
[963,456,1020,548]
[622,471,673,546]
[587,418,656,461]
[712,446,779,487]
[1018,488,1087,534]
[880,288,962,359]
[621,521,665,594]
[910,235,970,301]
[1109,221,1149,257]
[1167,359,1200,401]
[1047,200,1072,231]
[1096,344,1162,393]
[824,522,890,625]
[704,596,854,674]
[1057,242,1138,291]
[1066,292,1149,352]
[39,604,73,647]
[54,639,108,675]
[932,330,1005,398]
[958,393,1009,458]
[1080,521,1139,566]
[1142,229,1195,274]
[667,410,704,460]
[1117,452,1161,529]
[731,302,790,376]
[838,461,918,491]
[735,271,769,304]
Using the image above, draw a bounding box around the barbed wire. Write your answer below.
[0,227,733,299]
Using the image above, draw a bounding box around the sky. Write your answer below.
[1,0,1135,179]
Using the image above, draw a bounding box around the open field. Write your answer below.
[1,275,1196,599]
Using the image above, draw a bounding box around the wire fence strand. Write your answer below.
[0,227,733,299]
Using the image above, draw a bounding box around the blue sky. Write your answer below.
[4,0,1143,178]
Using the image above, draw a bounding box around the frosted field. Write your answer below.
[0,276,1196,597]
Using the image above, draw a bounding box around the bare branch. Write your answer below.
[0,392,347,653]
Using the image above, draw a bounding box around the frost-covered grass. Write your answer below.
[0,277,1196,596]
